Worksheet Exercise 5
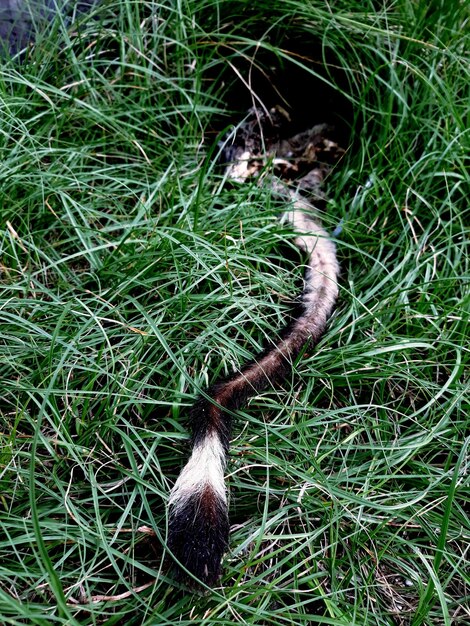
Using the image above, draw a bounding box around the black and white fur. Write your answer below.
[168,180,339,586]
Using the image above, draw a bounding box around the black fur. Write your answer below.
[190,392,232,451]
[168,488,230,587]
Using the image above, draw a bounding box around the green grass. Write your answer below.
[0,0,468,624]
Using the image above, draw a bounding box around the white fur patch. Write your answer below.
[169,432,227,510]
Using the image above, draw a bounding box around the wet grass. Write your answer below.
[0,0,468,624]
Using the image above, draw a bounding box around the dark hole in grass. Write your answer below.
[207,39,355,152]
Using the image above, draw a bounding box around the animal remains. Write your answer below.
[167,106,344,586]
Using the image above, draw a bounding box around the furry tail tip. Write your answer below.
[168,485,229,586]
[168,431,229,586]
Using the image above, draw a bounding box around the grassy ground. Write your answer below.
[0,0,468,624]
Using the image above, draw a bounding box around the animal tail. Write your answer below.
[168,186,339,586]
